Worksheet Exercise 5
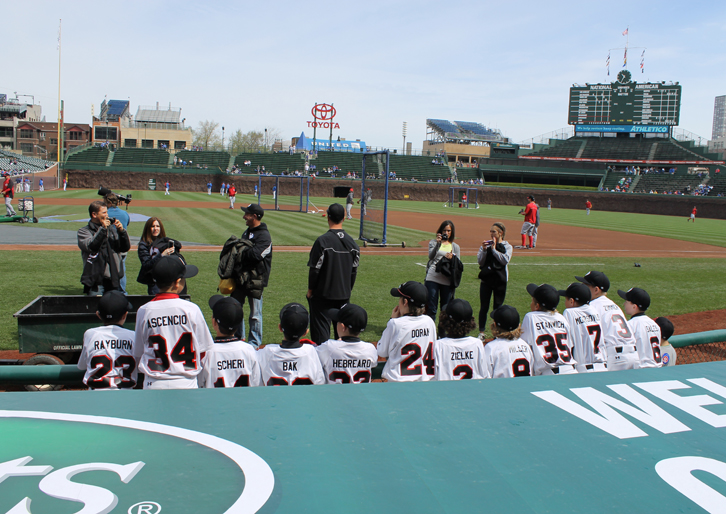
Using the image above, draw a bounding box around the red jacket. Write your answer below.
[229,186,236,197]
[2,177,12,198]
[523,201,537,224]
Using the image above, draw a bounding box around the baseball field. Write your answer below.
[1,187,725,354]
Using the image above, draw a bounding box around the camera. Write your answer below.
[108,217,117,224]
[98,186,132,204]
[441,233,449,241]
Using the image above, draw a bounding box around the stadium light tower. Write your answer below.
[402,122,407,155]
[222,126,225,150]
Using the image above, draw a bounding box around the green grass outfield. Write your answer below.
[1,188,724,351]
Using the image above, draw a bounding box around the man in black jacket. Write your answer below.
[233,204,272,348]
[77,200,131,295]
[307,203,360,344]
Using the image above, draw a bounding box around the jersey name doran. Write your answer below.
[332,359,373,368]
[411,328,429,338]
[535,320,567,331]
[93,339,133,351]
[146,314,188,328]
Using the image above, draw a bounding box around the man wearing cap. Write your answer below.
[2,172,16,217]
[134,255,214,389]
[234,204,272,348]
[377,281,437,382]
[521,283,577,375]
[345,188,354,219]
[484,305,533,378]
[77,200,131,296]
[316,303,377,383]
[78,291,138,390]
[199,295,263,388]
[618,287,662,368]
[306,203,360,344]
[560,282,606,372]
[576,271,639,371]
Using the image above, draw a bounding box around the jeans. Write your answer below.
[234,294,263,348]
[479,281,507,332]
[425,280,453,324]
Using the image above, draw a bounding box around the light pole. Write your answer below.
[222,126,225,151]
[265,128,268,152]
[402,122,407,155]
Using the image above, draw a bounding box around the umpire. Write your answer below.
[307,203,360,344]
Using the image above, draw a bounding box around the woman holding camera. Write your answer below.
[425,220,461,326]
[477,222,512,339]
[137,217,181,295]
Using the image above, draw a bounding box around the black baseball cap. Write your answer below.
[328,303,368,333]
[240,204,264,219]
[280,302,309,339]
[98,291,132,321]
[327,203,345,223]
[618,287,651,311]
[391,281,427,309]
[491,305,520,331]
[152,255,198,286]
[444,299,473,323]
[209,295,244,334]
[654,317,674,340]
[576,271,610,292]
[526,283,560,311]
[559,282,591,304]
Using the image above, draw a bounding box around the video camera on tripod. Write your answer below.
[98,186,132,207]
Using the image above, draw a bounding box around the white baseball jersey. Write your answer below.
[134,295,215,387]
[78,325,138,389]
[316,338,378,384]
[198,339,263,388]
[257,343,325,386]
[377,315,437,382]
[628,313,662,368]
[589,295,638,354]
[521,311,577,375]
[483,337,534,378]
[434,336,488,380]
[562,304,606,372]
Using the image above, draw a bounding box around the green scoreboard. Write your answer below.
[568,69,681,129]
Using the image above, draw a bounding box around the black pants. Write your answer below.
[307,296,347,344]
[479,281,507,332]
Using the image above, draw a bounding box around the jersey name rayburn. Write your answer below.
[92,339,133,350]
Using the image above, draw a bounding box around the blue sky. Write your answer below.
[4,1,725,150]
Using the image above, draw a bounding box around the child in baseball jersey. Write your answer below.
[199,295,263,388]
[134,256,215,389]
[484,305,533,378]
[618,287,662,368]
[434,299,488,380]
[78,291,138,390]
[521,283,577,375]
[257,303,325,386]
[655,317,676,366]
[316,303,377,384]
[377,281,437,382]
[576,271,639,371]
[559,282,607,372]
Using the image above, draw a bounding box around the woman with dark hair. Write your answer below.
[425,220,461,326]
[137,217,181,295]
[477,222,513,339]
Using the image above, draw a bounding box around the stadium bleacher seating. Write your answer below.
[526,139,584,158]
[706,173,726,196]
[233,152,308,175]
[174,150,230,171]
[0,149,55,172]
[428,119,461,135]
[454,121,499,138]
[389,155,451,181]
[65,147,109,165]
[111,148,169,167]
[632,173,705,195]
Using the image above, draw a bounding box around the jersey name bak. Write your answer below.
[628,314,662,368]
[199,341,263,388]
[78,325,138,389]
[521,311,576,375]
[562,304,605,371]
[134,298,214,381]
[377,315,437,382]
[483,337,533,378]
[316,339,378,384]
[258,344,325,386]
[434,336,488,380]
[589,296,637,354]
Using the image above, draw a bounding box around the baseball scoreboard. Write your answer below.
[568,70,681,126]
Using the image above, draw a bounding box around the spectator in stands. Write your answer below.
[137,217,181,295]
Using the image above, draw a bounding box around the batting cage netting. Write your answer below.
[256,175,310,212]
[359,150,389,245]
[447,187,479,208]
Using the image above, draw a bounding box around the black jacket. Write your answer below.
[77,221,130,289]
[240,222,273,287]
[137,237,182,285]
[307,229,360,300]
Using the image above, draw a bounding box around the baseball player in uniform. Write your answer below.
[586,200,592,215]
[2,172,17,217]
[257,303,325,386]
[228,183,237,209]
[576,271,639,371]
[316,303,377,384]
[688,206,697,222]
[433,299,488,380]
[377,281,437,382]
[618,287,662,368]
[655,317,676,366]
[345,188,354,219]
[518,195,537,249]
[207,181,212,195]
[521,283,577,375]
[559,282,606,372]
[78,291,138,390]
[164,181,170,195]
[484,305,533,378]
[221,182,226,196]
[134,255,214,389]
[199,295,263,388]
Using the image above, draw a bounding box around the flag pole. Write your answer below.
[57,19,62,163]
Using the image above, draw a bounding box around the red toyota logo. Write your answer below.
[312,103,336,121]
